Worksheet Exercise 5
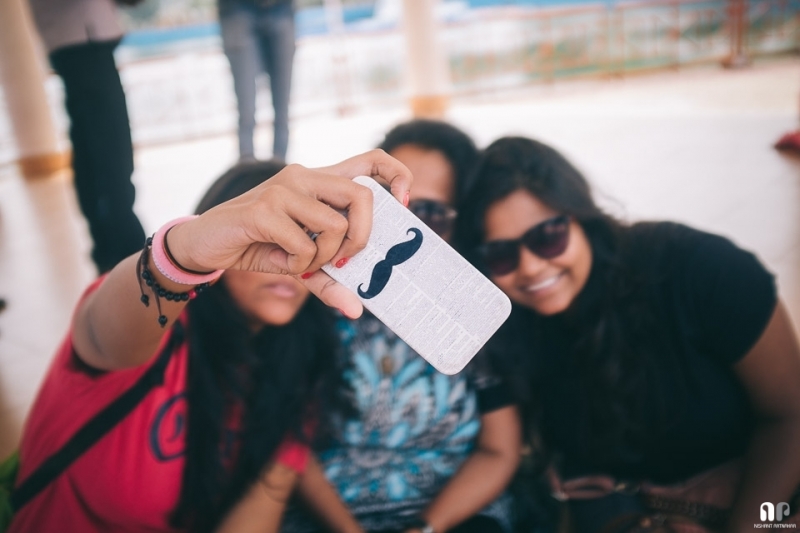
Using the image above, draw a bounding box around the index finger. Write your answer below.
[314,149,413,205]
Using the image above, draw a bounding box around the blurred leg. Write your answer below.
[257,1,295,160]
[50,40,145,273]
[220,6,260,159]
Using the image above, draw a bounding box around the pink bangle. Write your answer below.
[151,216,224,285]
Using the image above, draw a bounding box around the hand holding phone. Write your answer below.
[322,176,511,375]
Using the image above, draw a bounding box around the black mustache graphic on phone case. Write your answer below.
[322,176,511,375]
[358,228,423,299]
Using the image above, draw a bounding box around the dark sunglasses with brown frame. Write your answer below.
[477,215,571,276]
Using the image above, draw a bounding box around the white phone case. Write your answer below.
[321,176,512,375]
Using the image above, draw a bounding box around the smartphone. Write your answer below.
[321,176,512,375]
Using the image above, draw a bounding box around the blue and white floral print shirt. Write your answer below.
[282,312,513,533]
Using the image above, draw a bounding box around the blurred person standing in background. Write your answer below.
[218,0,296,162]
[27,0,147,274]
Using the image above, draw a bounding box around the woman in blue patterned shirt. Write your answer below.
[281,120,522,533]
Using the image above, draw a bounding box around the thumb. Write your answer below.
[296,271,363,319]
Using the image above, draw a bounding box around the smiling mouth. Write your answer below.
[522,273,563,293]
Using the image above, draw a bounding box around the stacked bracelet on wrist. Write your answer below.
[151,215,224,285]
[136,216,224,327]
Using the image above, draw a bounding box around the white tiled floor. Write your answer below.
[0,55,798,458]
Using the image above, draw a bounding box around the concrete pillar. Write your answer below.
[401,0,450,118]
[0,0,68,178]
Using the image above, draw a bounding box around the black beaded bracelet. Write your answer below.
[136,236,210,327]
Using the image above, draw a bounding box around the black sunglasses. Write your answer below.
[477,215,570,276]
[409,199,457,237]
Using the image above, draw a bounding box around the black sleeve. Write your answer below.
[468,352,514,414]
[678,228,777,365]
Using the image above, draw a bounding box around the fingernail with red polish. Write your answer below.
[335,257,349,269]
[403,191,410,208]
[301,272,313,280]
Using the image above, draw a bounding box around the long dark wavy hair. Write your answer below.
[379,119,479,206]
[169,160,345,531]
[457,137,687,468]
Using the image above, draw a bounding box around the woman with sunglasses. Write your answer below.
[457,137,800,531]
[9,153,411,532]
[282,120,522,533]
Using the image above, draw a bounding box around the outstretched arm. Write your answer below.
[72,151,412,371]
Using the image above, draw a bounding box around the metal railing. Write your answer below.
[1,0,798,165]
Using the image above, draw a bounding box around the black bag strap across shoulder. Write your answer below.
[10,322,184,512]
